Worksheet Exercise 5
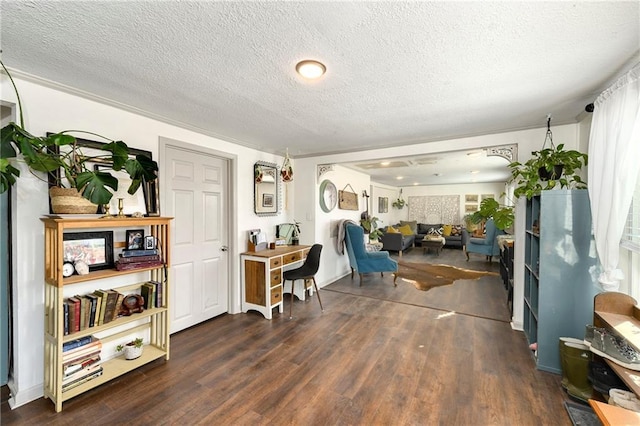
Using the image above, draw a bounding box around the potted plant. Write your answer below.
[360,215,384,241]
[291,220,301,245]
[116,337,144,360]
[0,61,158,213]
[469,198,515,232]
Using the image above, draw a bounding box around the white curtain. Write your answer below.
[588,64,640,291]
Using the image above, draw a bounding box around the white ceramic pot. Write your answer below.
[123,345,143,360]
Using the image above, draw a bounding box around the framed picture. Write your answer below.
[46,134,160,216]
[263,193,274,207]
[481,194,495,201]
[465,204,478,213]
[378,197,388,213]
[63,231,114,271]
[465,194,479,203]
[144,235,156,250]
[125,229,145,250]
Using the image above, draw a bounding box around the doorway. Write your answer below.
[161,138,233,333]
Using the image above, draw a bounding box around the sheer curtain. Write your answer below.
[588,64,640,291]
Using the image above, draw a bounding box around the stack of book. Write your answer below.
[61,336,103,392]
[64,290,124,335]
[115,248,162,271]
[141,280,164,309]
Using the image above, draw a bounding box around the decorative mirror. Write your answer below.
[276,223,297,244]
[254,161,279,216]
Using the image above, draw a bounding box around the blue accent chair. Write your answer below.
[464,218,504,262]
[344,223,398,285]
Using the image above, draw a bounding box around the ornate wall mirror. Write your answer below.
[254,161,279,216]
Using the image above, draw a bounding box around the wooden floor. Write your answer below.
[2,247,573,425]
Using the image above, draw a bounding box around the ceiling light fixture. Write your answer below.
[380,161,391,166]
[396,176,404,180]
[470,170,480,174]
[296,60,326,79]
[467,151,483,157]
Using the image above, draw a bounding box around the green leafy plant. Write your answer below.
[116,337,143,352]
[360,215,384,241]
[391,189,407,209]
[0,60,158,205]
[470,198,515,231]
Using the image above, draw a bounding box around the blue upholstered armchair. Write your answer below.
[464,218,504,261]
[344,223,398,285]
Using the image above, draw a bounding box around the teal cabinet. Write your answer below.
[523,189,599,373]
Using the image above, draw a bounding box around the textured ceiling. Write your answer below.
[1,1,639,179]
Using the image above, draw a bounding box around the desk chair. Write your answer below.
[283,244,324,319]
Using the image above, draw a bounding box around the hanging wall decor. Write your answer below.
[338,183,359,210]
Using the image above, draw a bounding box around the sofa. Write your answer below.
[380,222,415,256]
[415,223,464,248]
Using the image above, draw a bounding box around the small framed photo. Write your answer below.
[263,193,274,207]
[144,235,156,250]
[63,231,114,271]
[125,229,145,250]
[465,194,478,203]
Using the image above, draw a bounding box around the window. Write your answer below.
[621,173,640,253]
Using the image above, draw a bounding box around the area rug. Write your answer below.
[394,261,498,291]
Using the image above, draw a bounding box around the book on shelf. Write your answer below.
[120,248,159,258]
[62,367,103,392]
[86,294,98,327]
[63,354,101,376]
[115,260,163,271]
[93,290,109,326]
[63,350,101,369]
[62,361,102,385]
[149,280,163,308]
[112,292,124,322]
[102,289,120,324]
[63,302,69,335]
[62,335,93,352]
[62,337,101,362]
[140,282,155,309]
[117,254,160,264]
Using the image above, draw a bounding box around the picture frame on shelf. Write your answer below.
[63,231,114,271]
[144,235,156,250]
[125,229,145,250]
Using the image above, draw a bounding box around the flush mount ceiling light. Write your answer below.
[296,60,326,79]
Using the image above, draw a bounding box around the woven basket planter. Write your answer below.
[49,187,98,214]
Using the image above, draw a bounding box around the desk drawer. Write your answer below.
[270,256,283,269]
[270,269,282,287]
[303,248,310,259]
[271,286,282,305]
[283,252,302,265]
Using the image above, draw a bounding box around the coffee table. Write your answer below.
[422,236,445,256]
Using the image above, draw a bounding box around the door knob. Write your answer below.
[221,246,228,252]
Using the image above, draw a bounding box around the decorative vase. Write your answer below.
[49,187,98,214]
[123,345,143,360]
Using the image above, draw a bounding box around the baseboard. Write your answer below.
[510,320,523,331]
[7,380,43,410]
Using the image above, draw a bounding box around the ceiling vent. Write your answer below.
[356,161,410,169]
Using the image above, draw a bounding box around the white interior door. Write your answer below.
[164,144,229,333]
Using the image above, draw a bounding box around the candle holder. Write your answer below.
[100,203,113,219]
[117,198,125,217]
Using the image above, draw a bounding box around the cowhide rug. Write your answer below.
[393,261,498,291]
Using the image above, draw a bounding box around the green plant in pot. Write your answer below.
[0,61,158,213]
[392,189,407,209]
[116,337,144,360]
[469,198,514,232]
[360,215,383,241]
[508,118,587,200]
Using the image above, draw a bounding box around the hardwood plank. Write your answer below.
[2,249,574,424]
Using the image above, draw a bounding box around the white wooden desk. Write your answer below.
[241,245,311,319]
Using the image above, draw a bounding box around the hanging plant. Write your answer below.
[508,116,587,199]
[280,148,293,182]
[392,189,407,209]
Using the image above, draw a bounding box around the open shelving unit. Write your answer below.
[41,216,172,412]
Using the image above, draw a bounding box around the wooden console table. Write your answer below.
[241,245,311,319]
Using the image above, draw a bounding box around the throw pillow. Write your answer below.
[442,224,452,236]
[398,224,413,236]
[400,220,417,234]
[386,226,400,233]
[427,225,443,236]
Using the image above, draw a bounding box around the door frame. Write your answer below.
[158,137,240,318]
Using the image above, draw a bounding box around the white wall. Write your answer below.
[1,76,296,408]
